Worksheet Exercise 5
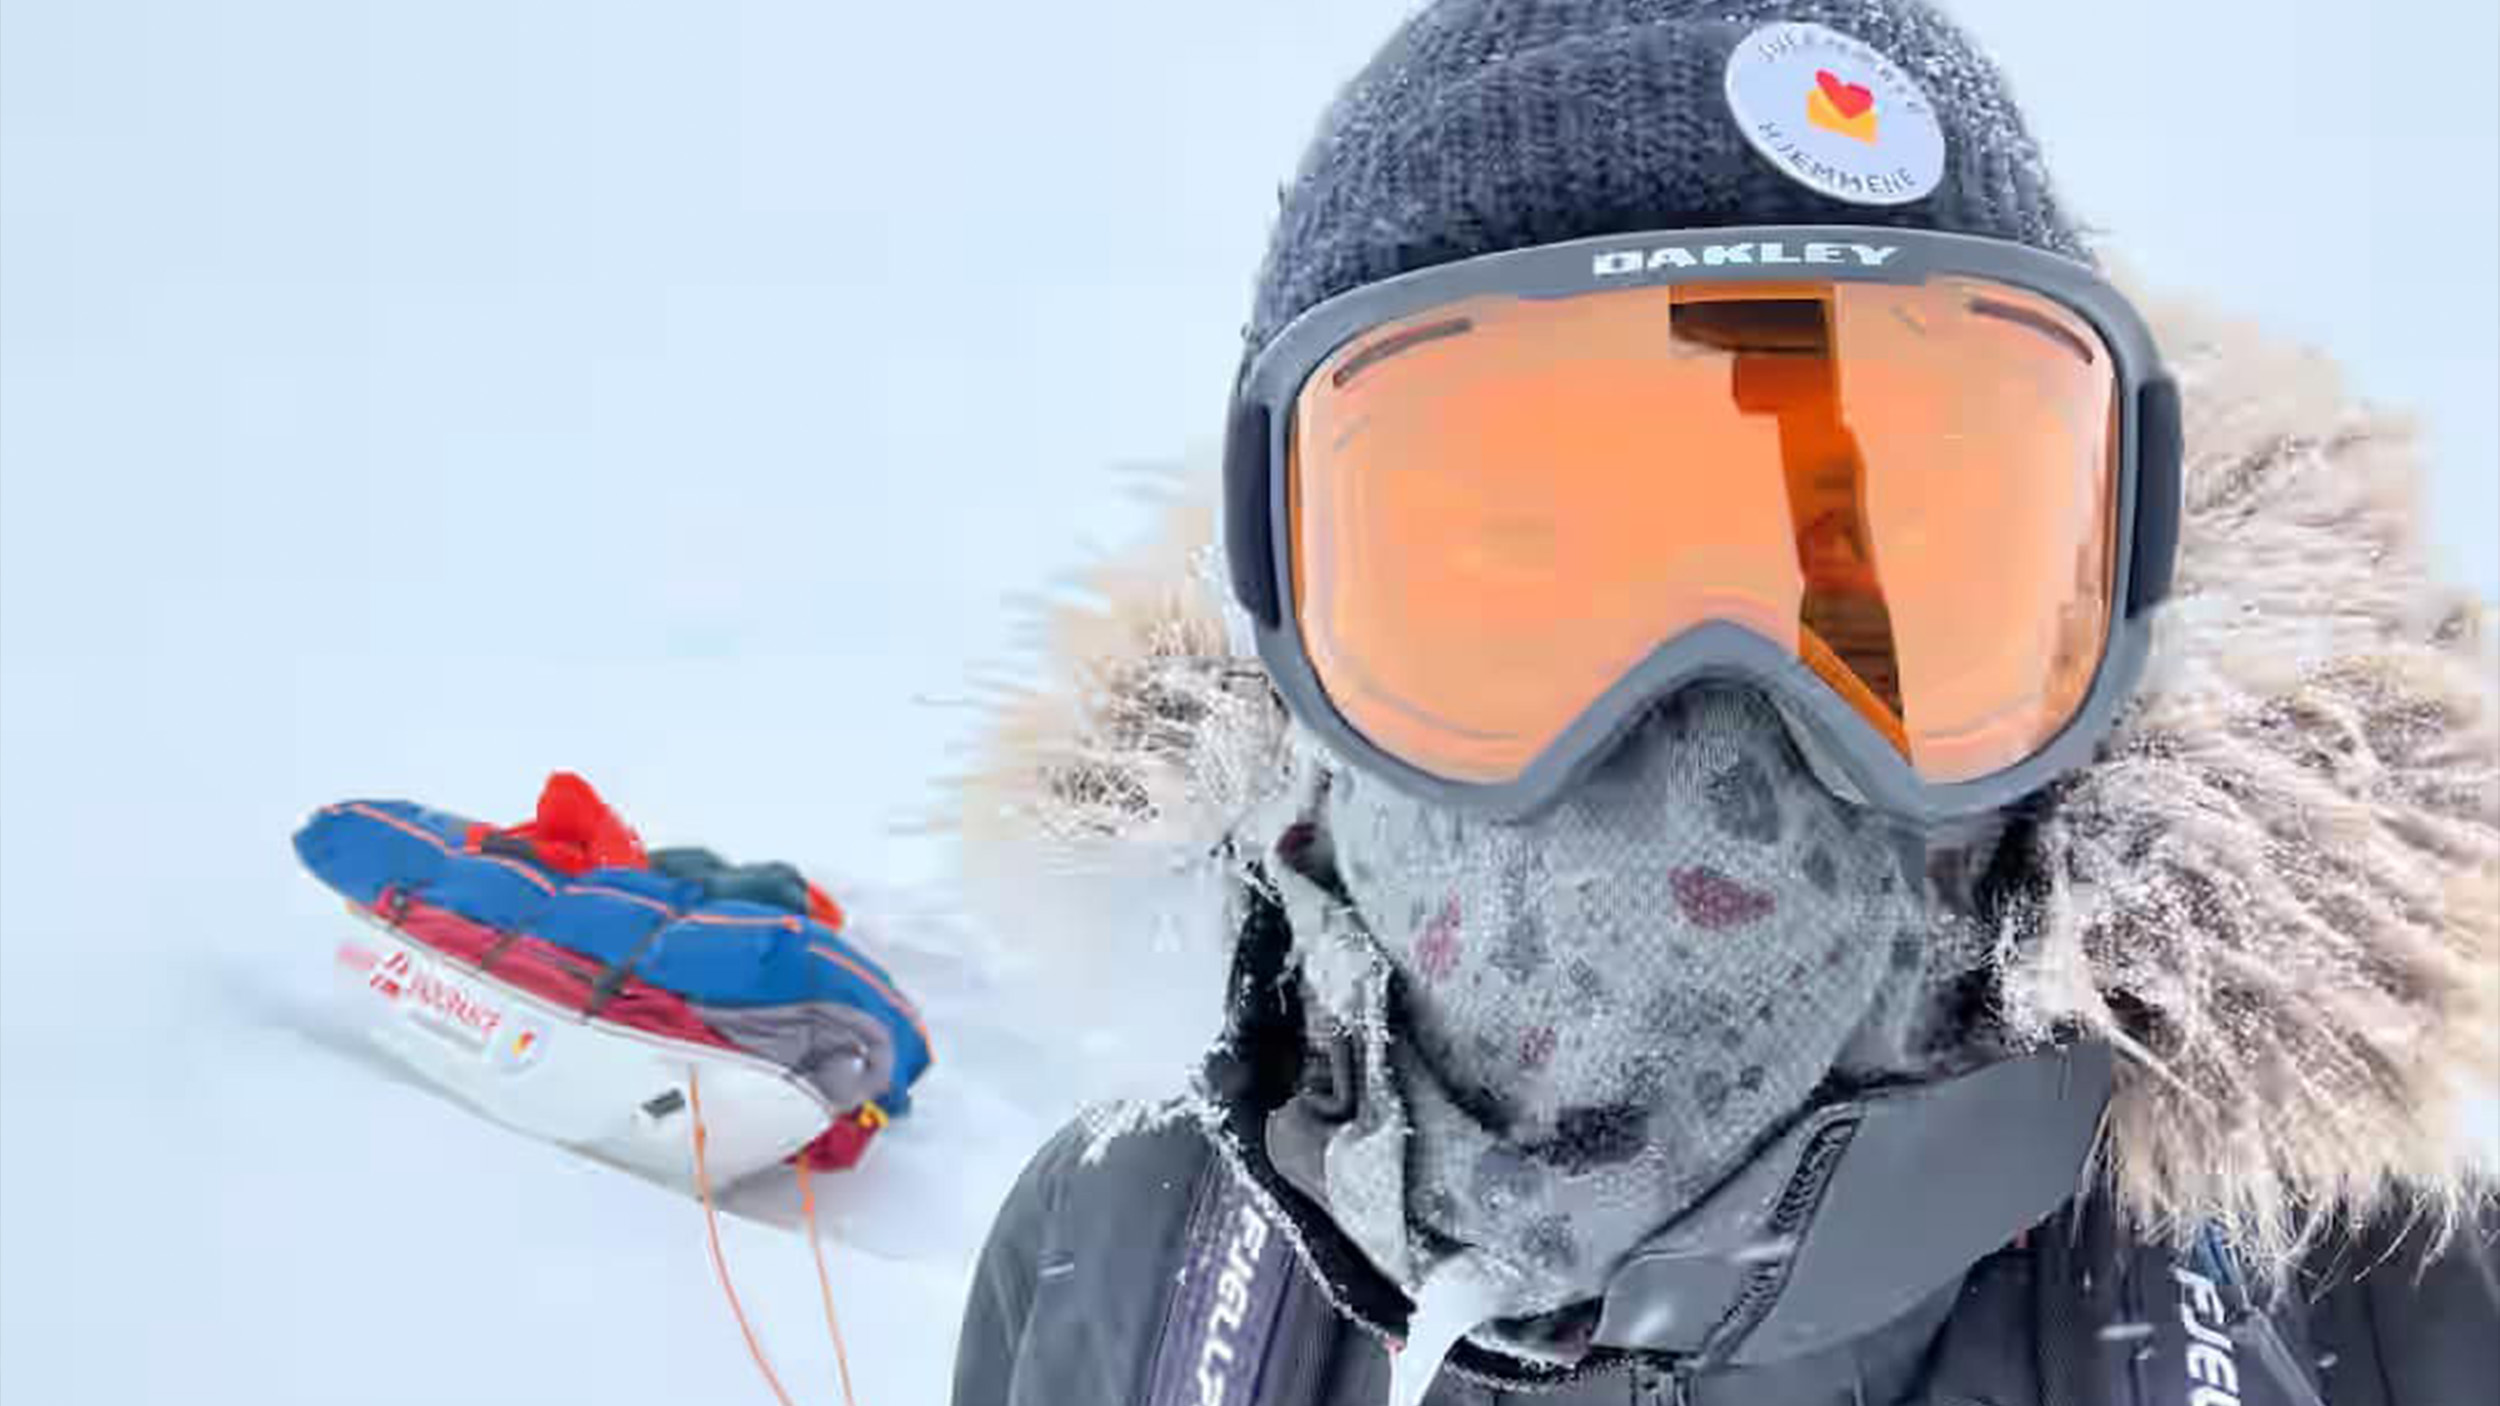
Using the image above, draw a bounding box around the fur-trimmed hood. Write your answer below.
[946,294,2500,1266]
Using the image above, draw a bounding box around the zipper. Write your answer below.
[1700,1118,1858,1356]
[1627,1121,1856,1406]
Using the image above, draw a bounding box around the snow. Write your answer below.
[2,3,2493,1404]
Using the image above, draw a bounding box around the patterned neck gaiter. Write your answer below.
[1268,687,1975,1365]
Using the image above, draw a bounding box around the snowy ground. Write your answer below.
[0,665,1234,1405]
[4,3,2494,1404]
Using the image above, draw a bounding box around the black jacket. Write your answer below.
[953,876,2499,1406]
[953,1113,2499,1406]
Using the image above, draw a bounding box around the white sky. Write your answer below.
[3,3,2494,1402]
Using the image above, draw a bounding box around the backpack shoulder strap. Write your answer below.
[1144,1154,1342,1406]
[2033,1206,2328,1406]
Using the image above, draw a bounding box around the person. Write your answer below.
[949,2,2500,1402]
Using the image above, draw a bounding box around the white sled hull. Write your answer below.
[333,923,833,1190]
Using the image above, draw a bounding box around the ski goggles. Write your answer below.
[1223,227,2182,822]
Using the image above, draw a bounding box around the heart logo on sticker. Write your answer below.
[1815,69,1875,118]
[1808,67,1879,142]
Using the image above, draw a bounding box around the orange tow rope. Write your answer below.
[690,1069,799,1406]
[688,1067,862,1406]
[797,1160,860,1406]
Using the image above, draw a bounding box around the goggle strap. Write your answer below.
[2127,374,2185,618]
[1225,395,1282,629]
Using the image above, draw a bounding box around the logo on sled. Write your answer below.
[496,1023,547,1072]
[358,943,514,1055]
[369,948,411,1001]
[343,941,545,1070]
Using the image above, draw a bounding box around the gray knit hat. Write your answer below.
[1248,0,2082,351]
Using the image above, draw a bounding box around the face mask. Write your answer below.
[1269,687,1976,1363]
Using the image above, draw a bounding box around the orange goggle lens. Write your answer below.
[1288,276,2120,787]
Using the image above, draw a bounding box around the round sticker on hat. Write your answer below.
[1724,22,1946,207]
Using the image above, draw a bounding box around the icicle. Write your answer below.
[1385,1254,1511,1406]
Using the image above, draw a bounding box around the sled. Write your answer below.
[331,917,841,1187]
[294,775,929,1191]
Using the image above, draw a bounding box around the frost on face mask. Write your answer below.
[1265,686,1989,1363]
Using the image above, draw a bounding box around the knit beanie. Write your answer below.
[1247,0,2082,352]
